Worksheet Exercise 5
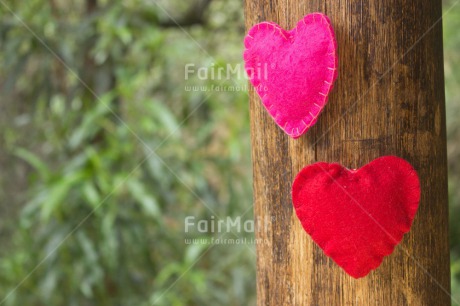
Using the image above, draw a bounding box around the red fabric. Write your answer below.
[291,156,420,278]
[243,13,338,138]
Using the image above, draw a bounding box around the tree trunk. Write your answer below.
[244,0,451,305]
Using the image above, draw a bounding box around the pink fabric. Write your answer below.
[291,156,420,278]
[244,13,338,138]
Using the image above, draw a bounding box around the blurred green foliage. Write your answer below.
[0,0,254,305]
[444,0,460,303]
[0,0,459,305]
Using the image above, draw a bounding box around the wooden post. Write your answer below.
[245,0,451,305]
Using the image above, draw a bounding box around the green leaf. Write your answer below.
[126,179,160,218]
[40,172,85,221]
[82,182,100,208]
[14,148,50,180]
[184,244,206,264]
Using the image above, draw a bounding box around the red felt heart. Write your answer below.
[243,13,338,138]
[291,156,420,278]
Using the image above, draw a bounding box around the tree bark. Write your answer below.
[244,0,451,305]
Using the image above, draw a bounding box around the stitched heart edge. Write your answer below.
[244,13,338,138]
[291,156,420,278]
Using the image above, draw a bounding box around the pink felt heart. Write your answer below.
[291,156,420,278]
[244,13,338,138]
